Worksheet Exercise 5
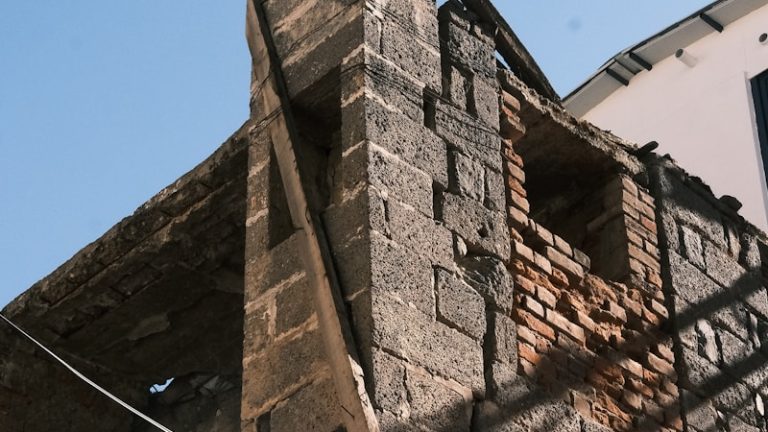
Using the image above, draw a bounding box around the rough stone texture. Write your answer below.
[6,0,768,431]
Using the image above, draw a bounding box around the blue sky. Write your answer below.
[0,1,711,308]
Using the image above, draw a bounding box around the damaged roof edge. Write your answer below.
[563,0,768,117]
[461,0,560,102]
[2,120,253,317]
[498,69,645,176]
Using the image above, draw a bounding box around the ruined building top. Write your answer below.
[2,1,768,431]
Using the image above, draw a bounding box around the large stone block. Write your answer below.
[323,184,388,246]
[681,390,717,432]
[342,95,448,188]
[380,16,441,90]
[405,368,473,431]
[279,4,364,98]
[656,171,726,248]
[438,8,496,78]
[352,292,485,395]
[370,350,407,414]
[274,274,314,335]
[342,142,434,217]
[449,150,485,201]
[460,256,514,314]
[473,75,501,130]
[489,312,518,366]
[244,234,303,302]
[679,347,720,395]
[435,269,486,339]
[331,230,435,317]
[241,328,327,419]
[680,225,705,268]
[341,47,426,124]
[264,0,357,62]
[718,328,752,370]
[387,198,455,270]
[438,192,510,260]
[668,250,726,310]
[432,99,503,170]
[268,376,343,432]
[704,241,747,289]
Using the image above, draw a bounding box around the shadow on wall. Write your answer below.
[373,258,768,432]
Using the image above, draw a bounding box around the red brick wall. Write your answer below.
[501,91,682,431]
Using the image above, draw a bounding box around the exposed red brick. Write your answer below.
[640,216,657,234]
[575,311,597,334]
[627,377,654,398]
[517,325,538,346]
[547,309,586,343]
[522,295,545,318]
[514,275,536,295]
[550,268,569,288]
[515,309,556,341]
[621,389,642,411]
[518,342,540,365]
[536,285,557,309]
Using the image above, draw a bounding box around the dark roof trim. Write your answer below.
[562,0,768,116]
[461,0,560,101]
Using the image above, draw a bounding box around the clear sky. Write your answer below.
[0,1,712,308]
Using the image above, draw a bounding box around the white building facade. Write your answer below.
[565,0,768,230]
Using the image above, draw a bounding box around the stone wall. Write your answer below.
[651,158,768,432]
[0,125,249,431]
[4,0,768,431]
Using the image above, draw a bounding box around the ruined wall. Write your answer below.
[651,158,768,432]
[0,127,249,432]
[6,1,768,431]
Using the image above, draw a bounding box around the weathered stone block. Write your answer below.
[718,328,751,369]
[485,167,506,212]
[711,304,750,343]
[353,292,485,395]
[387,198,455,270]
[489,312,518,366]
[269,376,343,432]
[704,241,747,288]
[274,275,313,334]
[241,328,327,419]
[435,269,486,339]
[460,256,514,314]
[280,5,363,98]
[323,184,388,245]
[656,170,726,248]
[331,230,435,317]
[438,10,496,78]
[446,65,470,110]
[405,368,473,431]
[668,250,726,309]
[680,225,704,268]
[449,151,485,201]
[342,142,434,217]
[342,94,448,188]
[243,302,270,356]
[370,350,407,414]
[681,390,717,431]
[679,347,720,394]
[264,0,357,62]
[472,75,500,129]
[438,192,510,260]
[244,234,303,302]
[380,17,441,90]
[432,99,503,170]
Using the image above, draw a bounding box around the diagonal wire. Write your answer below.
[0,313,174,432]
